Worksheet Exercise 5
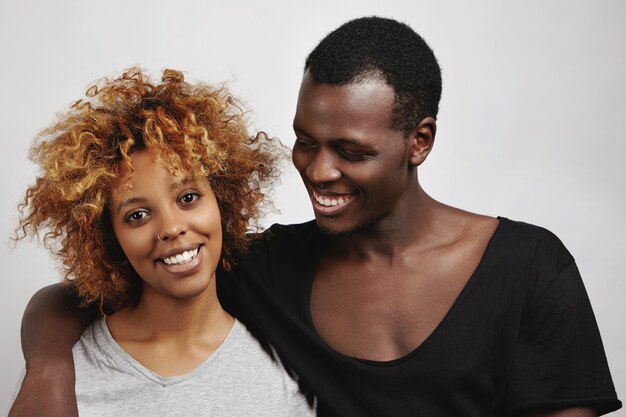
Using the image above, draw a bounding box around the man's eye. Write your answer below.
[180,193,199,204]
[295,139,317,149]
[338,147,366,160]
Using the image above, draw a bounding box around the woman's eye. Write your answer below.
[180,192,199,204]
[127,210,148,222]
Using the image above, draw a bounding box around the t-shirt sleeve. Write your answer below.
[216,231,271,320]
[505,258,621,415]
[216,263,241,317]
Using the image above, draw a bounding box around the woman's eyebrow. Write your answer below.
[115,196,147,214]
[172,176,193,189]
[114,176,197,213]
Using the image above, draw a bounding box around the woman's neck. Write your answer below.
[106,275,234,377]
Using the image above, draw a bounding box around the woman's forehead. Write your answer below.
[110,150,208,201]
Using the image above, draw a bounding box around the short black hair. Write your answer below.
[305,16,442,136]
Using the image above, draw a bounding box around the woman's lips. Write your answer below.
[158,245,203,276]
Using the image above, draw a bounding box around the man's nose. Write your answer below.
[305,148,341,185]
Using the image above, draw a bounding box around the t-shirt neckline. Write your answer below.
[95,316,240,386]
[302,216,508,366]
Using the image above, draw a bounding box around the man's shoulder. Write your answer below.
[497,217,567,249]
[492,217,575,271]
[263,220,319,237]
[254,220,320,250]
[237,220,321,269]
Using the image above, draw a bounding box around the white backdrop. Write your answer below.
[1,0,624,413]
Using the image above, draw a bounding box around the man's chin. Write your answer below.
[317,224,353,238]
[315,213,385,238]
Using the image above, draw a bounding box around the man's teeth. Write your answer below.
[162,248,198,265]
[313,192,351,207]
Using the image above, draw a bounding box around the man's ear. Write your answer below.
[407,117,436,166]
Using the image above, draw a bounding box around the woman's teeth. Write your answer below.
[162,248,198,265]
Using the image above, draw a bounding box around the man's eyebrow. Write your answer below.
[294,127,374,148]
[293,126,309,137]
[333,138,373,148]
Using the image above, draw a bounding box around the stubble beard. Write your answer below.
[316,210,388,239]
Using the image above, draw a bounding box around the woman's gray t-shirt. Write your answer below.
[72,317,314,417]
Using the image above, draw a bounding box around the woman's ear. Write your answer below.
[407,117,436,166]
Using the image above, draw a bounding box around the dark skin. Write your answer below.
[9,284,87,417]
[292,72,597,417]
[293,73,501,361]
[10,74,598,417]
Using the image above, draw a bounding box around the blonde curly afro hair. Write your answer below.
[16,68,280,312]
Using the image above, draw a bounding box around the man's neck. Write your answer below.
[325,186,447,261]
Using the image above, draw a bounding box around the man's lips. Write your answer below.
[312,190,355,207]
[311,190,356,215]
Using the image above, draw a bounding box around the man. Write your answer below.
[10,17,620,417]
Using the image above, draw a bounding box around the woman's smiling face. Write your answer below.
[109,150,222,302]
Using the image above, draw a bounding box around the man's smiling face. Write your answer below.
[292,72,419,236]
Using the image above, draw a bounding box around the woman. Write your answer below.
[12,68,314,416]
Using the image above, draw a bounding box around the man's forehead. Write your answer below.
[295,72,396,131]
[300,69,390,93]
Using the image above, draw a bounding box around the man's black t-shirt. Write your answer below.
[217,218,621,416]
